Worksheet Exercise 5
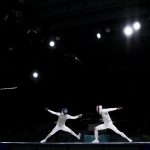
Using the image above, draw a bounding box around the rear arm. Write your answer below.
[45,108,60,116]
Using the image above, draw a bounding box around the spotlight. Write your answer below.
[96,33,101,39]
[32,72,38,79]
[133,21,141,31]
[123,25,133,37]
[49,40,55,47]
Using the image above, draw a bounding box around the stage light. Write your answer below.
[32,72,38,78]
[123,26,133,37]
[96,33,101,39]
[49,41,55,47]
[133,21,141,31]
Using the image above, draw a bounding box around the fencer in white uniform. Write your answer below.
[92,105,132,143]
[40,107,82,143]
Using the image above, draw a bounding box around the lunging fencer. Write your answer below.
[40,107,82,143]
[92,105,132,143]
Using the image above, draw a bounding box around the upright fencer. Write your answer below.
[92,105,132,143]
[40,107,82,143]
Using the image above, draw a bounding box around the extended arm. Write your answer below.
[67,114,82,119]
[102,107,123,113]
[45,107,60,116]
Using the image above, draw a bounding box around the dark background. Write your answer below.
[0,0,150,142]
